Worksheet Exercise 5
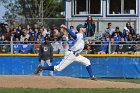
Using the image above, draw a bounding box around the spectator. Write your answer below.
[3,28,10,41]
[0,34,6,43]
[0,22,9,34]
[50,25,60,41]
[29,32,36,42]
[13,38,22,53]
[124,30,130,41]
[115,38,128,54]
[104,22,115,37]
[134,34,140,54]
[58,26,68,41]
[84,38,91,54]
[33,38,41,54]
[112,26,123,38]
[20,29,30,42]
[110,38,117,54]
[90,40,100,54]
[112,32,121,44]
[21,38,33,53]
[32,23,39,31]
[41,25,48,37]
[51,37,62,54]
[123,22,136,37]
[125,34,135,54]
[16,25,22,35]
[36,34,44,42]
[11,28,17,40]
[84,16,96,37]
[10,20,18,30]
[98,35,109,54]
[28,28,34,36]
[26,24,31,33]
[34,28,39,37]
[0,40,10,53]
[59,41,68,54]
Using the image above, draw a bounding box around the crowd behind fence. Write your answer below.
[0,18,140,54]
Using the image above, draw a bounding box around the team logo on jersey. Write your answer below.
[44,47,48,51]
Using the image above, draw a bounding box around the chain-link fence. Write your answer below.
[0,18,65,29]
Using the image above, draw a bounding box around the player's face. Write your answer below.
[82,28,86,32]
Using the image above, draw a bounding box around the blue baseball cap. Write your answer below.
[76,24,85,31]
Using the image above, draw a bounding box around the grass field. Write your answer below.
[0,79,140,93]
[0,88,140,93]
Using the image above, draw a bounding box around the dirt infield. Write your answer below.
[0,75,140,89]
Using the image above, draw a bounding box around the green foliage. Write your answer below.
[1,0,64,19]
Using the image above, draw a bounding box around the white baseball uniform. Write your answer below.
[34,24,95,79]
[54,33,91,71]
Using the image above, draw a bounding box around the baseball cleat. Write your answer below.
[90,77,97,80]
[34,64,42,75]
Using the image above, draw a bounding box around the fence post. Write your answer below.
[108,41,111,54]
[10,36,13,54]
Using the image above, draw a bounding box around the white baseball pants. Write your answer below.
[54,51,91,71]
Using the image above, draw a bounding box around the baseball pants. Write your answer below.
[54,51,91,71]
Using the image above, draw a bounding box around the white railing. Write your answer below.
[0,41,139,54]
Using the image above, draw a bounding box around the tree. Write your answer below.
[1,0,64,19]
[1,0,19,19]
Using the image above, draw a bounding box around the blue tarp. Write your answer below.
[0,56,140,78]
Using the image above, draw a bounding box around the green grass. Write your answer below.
[0,88,140,93]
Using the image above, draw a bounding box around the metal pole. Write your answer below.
[10,36,13,54]
[42,0,44,25]
[108,41,111,54]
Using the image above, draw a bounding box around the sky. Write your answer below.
[0,5,6,19]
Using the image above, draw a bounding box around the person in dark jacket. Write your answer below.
[84,16,96,37]
[115,38,128,54]
[38,37,53,76]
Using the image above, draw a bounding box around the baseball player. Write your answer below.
[34,24,96,80]
[37,37,53,76]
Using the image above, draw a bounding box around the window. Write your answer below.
[90,0,101,14]
[73,0,102,16]
[75,0,87,14]
[109,0,121,14]
[107,0,137,16]
[124,0,136,14]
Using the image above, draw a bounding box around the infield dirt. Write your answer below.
[0,75,140,89]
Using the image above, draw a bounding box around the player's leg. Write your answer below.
[34,60,44,75]
[75,55,96,80]
[40,60,45,76]
[34,51,75,74]
[43,51,75,71]
[46,59,53,76]
[54,56,74,71]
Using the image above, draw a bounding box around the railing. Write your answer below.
[0,41,140,54]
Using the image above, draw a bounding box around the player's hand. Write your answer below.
[60,24,67,29]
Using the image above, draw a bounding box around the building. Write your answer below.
[65,0,140,37]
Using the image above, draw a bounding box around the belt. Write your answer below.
[68,49,79,56]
